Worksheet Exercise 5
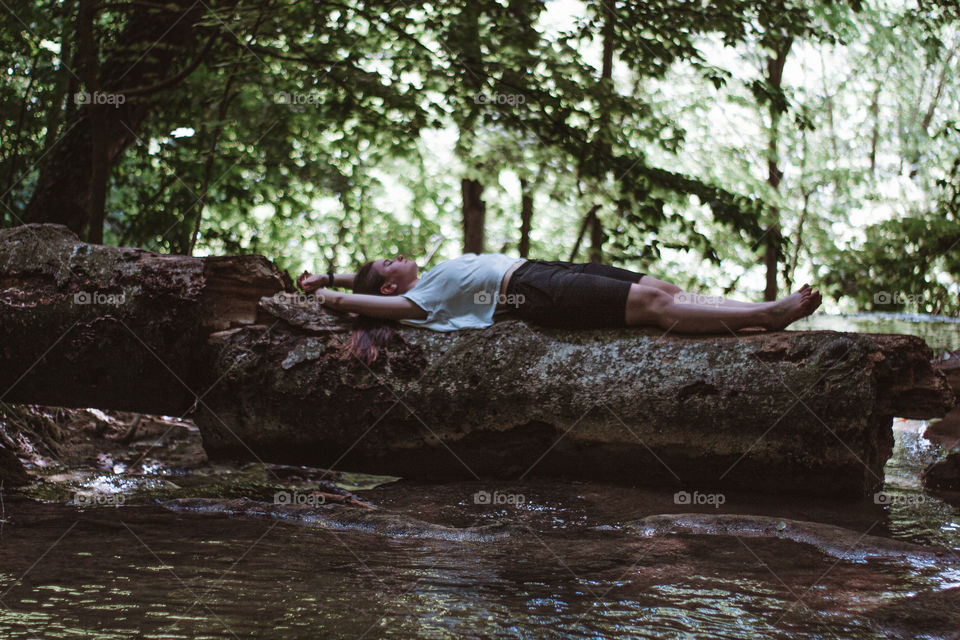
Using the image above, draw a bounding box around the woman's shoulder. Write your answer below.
[424,253,514,277]
[435,252,512,265]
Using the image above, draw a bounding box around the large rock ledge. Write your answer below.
[1,224,956,496]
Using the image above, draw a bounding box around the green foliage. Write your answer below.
[0,0,957,314]
[822,158,960,314]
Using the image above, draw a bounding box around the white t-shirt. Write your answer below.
[399,253,524,332]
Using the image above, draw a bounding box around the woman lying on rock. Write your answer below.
[297,253,821,363]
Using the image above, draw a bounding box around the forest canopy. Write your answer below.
[1,0,958,313]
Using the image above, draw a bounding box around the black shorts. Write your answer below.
[503,260,645,329]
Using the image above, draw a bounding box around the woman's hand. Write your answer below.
[297,271,329,293]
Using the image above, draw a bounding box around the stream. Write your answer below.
[1,312,959,639]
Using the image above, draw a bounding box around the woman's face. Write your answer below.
[374,254,418,294]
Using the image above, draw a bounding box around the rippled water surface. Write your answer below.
[1,313,958,639]
[3,491,956,640]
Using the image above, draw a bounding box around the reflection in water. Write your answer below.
[0,312,958,639]
[0,509,924,639]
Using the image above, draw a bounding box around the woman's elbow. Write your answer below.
[321,291,345,310]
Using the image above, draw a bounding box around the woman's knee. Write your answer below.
[624,284,674,326]
[639,275,683,296]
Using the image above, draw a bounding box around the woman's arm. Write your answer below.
[317,289,427,321]
[332,272,355,288]
[298,271,356,291]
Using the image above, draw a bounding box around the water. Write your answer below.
[1,313,959,639]
[4,489,952,640]
[794,311,960,355]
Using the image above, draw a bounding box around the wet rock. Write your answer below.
[194,323,955,497]
[932,349,960,400]
[623,513,949,563]
[922,452,960,492]
[0,223,288,414]
[867,587,960,640]
[160,496,517,542]
[926,350,960,450]
[0,404,65,486]
[0,441,30,486]
[925,408,960,450]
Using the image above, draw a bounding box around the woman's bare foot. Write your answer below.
[765,285,822,331]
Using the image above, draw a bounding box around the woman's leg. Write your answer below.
[640,275,775,309]
[625,283,821,332]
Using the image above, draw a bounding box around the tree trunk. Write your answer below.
[77,0,108,245]
[519,178,533,258]
[41,0,78,155]
[455,2,486,257]
[462,178,486,254]
[1,225,956,497]
[581,0,615,263]
[763,223,781,300]
[1,52,40,222]
[762,37,792,302]
[589,209,604,263]
[869,82,881,175]
[21,0,209,238]
[570,204,601,261]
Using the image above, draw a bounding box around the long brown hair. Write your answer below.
[336,260,399,366]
